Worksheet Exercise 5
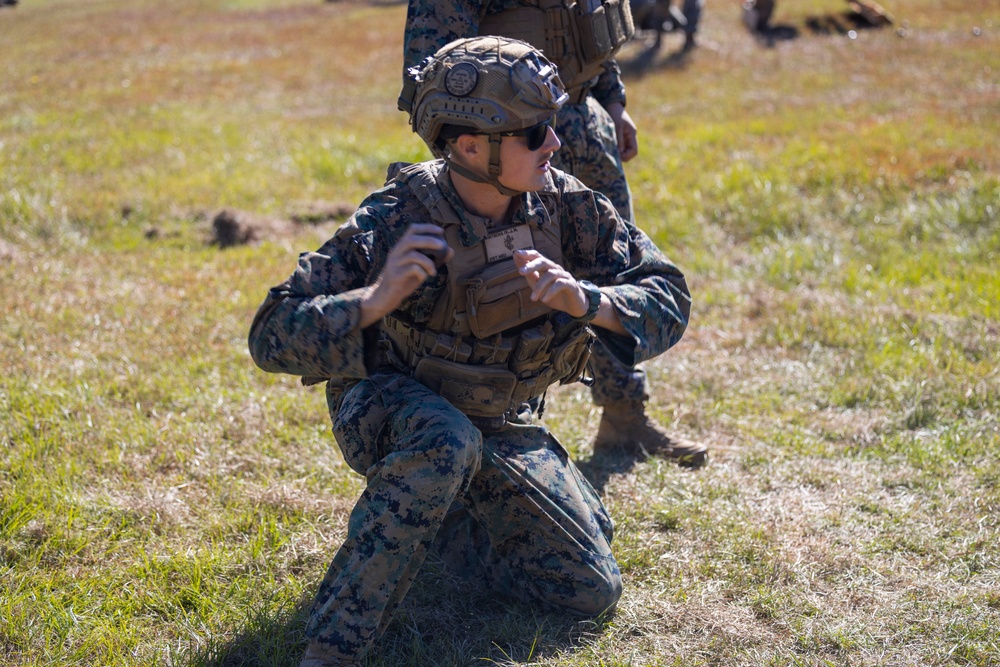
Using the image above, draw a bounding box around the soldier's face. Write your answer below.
[496,125,561,192]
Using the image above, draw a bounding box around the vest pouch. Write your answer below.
[464,259,551,339]
[510,321,554,376]
[511,367,557,406]
[606,0,635,47]
[577,3,613,65]
[413,356,517,418]
[550,325,594,385]
[576,0,634,65]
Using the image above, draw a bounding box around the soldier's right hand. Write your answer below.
[359,223,452,328]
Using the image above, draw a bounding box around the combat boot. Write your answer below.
[593,401,708,468]
[298,641,359,667]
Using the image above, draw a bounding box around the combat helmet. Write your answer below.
[398,35,568,195]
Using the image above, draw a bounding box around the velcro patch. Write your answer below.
[484,225,534,263]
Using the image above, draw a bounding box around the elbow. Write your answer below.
[248,331,281,373]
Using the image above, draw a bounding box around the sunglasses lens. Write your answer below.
[526,122,549,150]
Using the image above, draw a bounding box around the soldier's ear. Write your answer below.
[452,133,484,161]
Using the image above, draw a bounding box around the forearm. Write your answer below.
[592,293,626,335]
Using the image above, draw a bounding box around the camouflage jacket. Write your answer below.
[248,160,689,383]
[402,0,628,108]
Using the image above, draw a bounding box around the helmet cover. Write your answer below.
[406,36,568,157]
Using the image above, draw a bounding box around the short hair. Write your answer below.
[434,123,478,152]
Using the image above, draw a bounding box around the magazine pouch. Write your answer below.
[413,356,518,418]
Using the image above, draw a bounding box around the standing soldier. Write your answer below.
[632,0,704,52]
[250,37,692,667]
[400,0,709,467]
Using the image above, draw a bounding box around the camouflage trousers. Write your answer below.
[552,97,647,406]
[305,372,622,662]
[588,339,649,406]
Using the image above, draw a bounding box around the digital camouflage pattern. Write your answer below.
[249,161,688,383]
[305,373,621,660]
[548,95,632,221]
[248,160,690,662]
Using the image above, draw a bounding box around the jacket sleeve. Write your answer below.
[247,212,382,382]
[562,185,690,366]
[589,60,627,109]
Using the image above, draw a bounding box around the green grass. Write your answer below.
[2,0,999,665]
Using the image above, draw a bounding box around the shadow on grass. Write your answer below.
[187,561,604,667]
[575,444,709,496]
[186,594,311,667]
[804,11,885,36]
[752,22,800,48]
[574,449,646,497]
[620,37,698,80]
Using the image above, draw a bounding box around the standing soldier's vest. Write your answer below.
[479,0,634,102]
[381,162,594,431]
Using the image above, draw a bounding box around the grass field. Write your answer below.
[1,0,998,665]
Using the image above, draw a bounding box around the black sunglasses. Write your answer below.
[497,117,555,151]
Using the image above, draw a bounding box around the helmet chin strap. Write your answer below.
[445,134,523,197]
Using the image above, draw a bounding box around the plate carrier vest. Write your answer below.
[479,0,634,101]
[380,162,594,430]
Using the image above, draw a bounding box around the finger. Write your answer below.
[518,256,556,276]
[530,269,572,303]
[401,224,447,252]
[513,248,541,268]
[407,250,439,277]
[620,134,638,161]
[621,142,638,162]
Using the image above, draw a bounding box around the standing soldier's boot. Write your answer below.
[594,401,708,467]
[682,30,697,52]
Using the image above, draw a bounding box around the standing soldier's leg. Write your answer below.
[300,373,484,665]
[552,99,708,467]
[552,98,632,221]
[681,0,703,51]
[433,422,622,616]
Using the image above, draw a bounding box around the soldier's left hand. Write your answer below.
[606,101,638,162]
[513,249,589,318]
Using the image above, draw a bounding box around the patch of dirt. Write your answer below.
[209,208,294,248]
[207,202,355,248]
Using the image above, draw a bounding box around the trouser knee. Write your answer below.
[564,564,622,617]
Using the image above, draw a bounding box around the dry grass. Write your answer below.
[2,0,999,666]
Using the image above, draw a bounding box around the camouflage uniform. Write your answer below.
[402,0,648,408]
[248,160,691,663]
